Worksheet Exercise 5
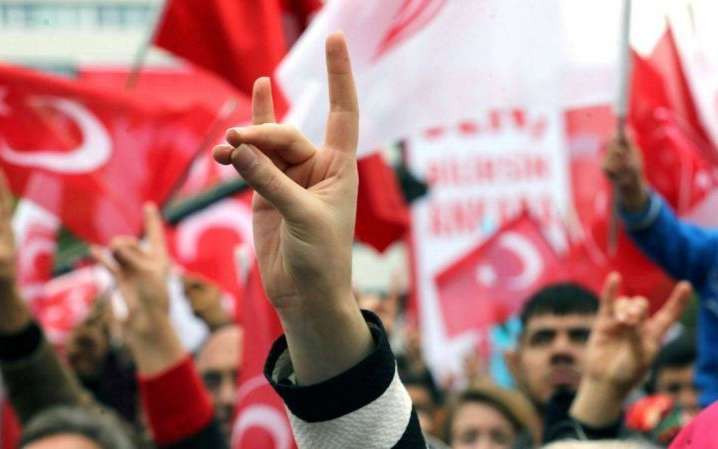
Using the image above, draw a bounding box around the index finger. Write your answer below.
[252,77,277,125]
[143,203,167,256]
[324,32,359,154]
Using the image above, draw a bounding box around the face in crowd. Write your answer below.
[450,400,516,449]
[649,335,701,419]
[507,283,599,409]
[446,387,539,449]
[196,325,243,442]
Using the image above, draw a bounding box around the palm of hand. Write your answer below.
[215,36,359,312]
[585,274,691,392]
[252,148,356,308]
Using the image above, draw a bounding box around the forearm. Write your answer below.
[0,321,89,423]
[570,379,624,428]
[277,294,373,386]
[127,316,186,378]
[0,279,31,334]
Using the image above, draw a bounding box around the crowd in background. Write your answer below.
[0,30,717,449]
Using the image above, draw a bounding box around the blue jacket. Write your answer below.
[622,191,718,407]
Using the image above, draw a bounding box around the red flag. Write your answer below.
[232,263,295,449]
[355,152,410,252]
[11,200,60,301]
[29,266,108,346]
[564,92,679,313]
[0,64,218,244]
[154,0,321,103]
[647,28,713,153]
[78,66,250,118]
[435,212,563,338]
[631,49,716,213]
[167,193,254,322]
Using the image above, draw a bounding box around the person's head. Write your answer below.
[646,334,700,418]
[20,406,134,449]
[507,283,599,409]
[196,324,243,442]
[401,370,444,438]
[356,288,400,336]
[445,384,541,449]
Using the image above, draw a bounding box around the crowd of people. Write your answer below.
[0,32,717,449]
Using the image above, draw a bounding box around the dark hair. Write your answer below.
[520,283,599,328]
[20,406,134,449]
[645,334,697,394]
[399,368,444,406]
[443,389,535,446]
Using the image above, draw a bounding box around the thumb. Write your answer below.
[230,144,308,220]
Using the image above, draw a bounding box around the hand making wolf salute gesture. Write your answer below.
[213,32,373,386]
[570,273,693,427]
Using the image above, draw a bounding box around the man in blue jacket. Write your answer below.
[603,136,718,407]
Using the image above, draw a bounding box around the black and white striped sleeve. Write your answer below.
[264,310,428,449]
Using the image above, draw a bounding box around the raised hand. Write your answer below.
[602,135,649,212]
[92,204,183,375]
[213,32,372,385]
[0,170,31,334]
[571,273,692,426]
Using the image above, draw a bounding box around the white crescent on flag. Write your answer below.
[0,97,112,174]
[475,231,543,291]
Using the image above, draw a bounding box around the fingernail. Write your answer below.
[231,145,257,172]
[226,127,243,143]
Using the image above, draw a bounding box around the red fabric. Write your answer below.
[155,0,286,99]
[435,212,563,337]
[648,28,713,154]
[232,263,296,449]
[30,266,103,346]
[670,402,718,449]
[631,50,716,214]
[355,153,411,252]
[139,356,214,446]
[0,64,217,244]
[78,66,251,119]
[167,192,254,323]
[0,402,20,449]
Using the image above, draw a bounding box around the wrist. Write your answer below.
[619,181,649,213]
[570,377,626,427]
[277,293,373,385]
[126,316,186,377]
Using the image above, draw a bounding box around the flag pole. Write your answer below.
[609,0,633,255]
[126,0,169,89]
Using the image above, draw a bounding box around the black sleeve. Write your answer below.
[264,310,428,448]
[542,389,623,444]
[161,418,228,449]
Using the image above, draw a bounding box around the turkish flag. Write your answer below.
[154,0,322,103]
[647,28,714,153]
[167,193,254,322]
[355,153,410,252]
[435,212,563,338]
[0,64,218,244]
[11,200,61,301]
[232,263,295,449]
[29,266,108,346]
[631,49,716,214]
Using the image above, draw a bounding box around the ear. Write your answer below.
[504,348,522,384]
